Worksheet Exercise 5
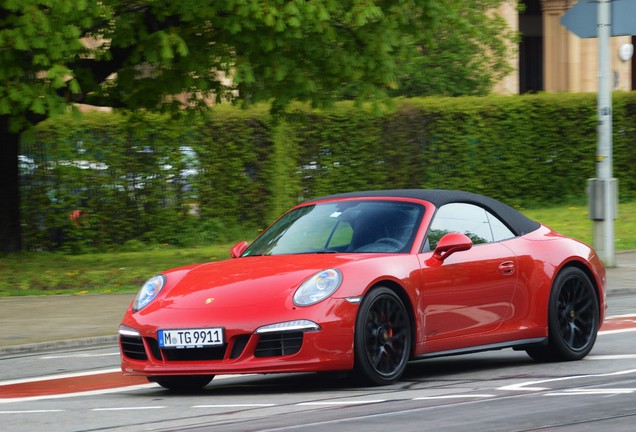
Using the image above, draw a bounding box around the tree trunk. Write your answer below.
[0,116,22,253]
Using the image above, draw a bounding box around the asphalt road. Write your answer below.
[1,294,635,432]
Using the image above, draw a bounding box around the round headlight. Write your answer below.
[293,269,342,306]
[133,275,166,313]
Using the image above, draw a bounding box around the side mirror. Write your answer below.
[230,241,249,258]
[426,232,472,265]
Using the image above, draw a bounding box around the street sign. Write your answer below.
[561,0,636,38]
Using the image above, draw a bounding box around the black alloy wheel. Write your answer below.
[353,287,412,385]
[527,267,599,362]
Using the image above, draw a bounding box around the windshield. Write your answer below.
[242,200,424,256]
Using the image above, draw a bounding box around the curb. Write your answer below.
[0,335,118,358]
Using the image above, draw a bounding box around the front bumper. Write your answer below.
[119,299,357,377]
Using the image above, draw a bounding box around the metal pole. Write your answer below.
[594,0,616,267]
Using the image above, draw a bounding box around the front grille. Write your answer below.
[120,335,147,360]
[254,332,303,358]
[161,345,227,361]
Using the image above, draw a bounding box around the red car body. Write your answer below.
[119,190,606,389]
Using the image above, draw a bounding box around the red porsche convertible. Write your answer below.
[119,189,606,390]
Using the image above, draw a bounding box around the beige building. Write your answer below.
[496,0,635,94]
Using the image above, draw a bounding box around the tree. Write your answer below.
[391,0,517,97]
[1,0,108,252]
[1,0,514,252]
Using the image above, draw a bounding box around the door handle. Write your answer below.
[498,261,515,275]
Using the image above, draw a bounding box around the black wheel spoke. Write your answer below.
[527,267,599,363]
[355,288,411,384]
[554,272,598,351]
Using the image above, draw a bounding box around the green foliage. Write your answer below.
[20,92,636,252]
[0,244,237,296]
[294,103,387,197]
[79,0,441,111]
[391,0,516,97]
[0,0,108,131]
[266,118,302,221]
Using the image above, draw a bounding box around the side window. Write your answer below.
[487,211,515,242]
[427,203,515,250]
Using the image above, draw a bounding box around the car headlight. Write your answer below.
[133,275,166,313]
[293,269,342,306]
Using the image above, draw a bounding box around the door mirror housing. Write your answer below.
[427,232,473,265]
[230,241,249,258]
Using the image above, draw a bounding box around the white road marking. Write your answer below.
[413,394,495,400]
[297,400,385,406]
[92,406,167,411]
[0,409,65,414]
[599,328,636,335]
[193,404,276,408]
[545,388,636,396]
[498,368,636,392]
[0,384,156,404]
[586,354,636,360]
[0,373,262,404]
[0,369,252,387]
[0,368,121,386]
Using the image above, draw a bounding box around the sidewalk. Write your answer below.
[1,252,635,357]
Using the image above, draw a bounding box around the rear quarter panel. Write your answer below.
[502,225,606,336]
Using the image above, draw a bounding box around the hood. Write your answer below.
[155,254,363,310]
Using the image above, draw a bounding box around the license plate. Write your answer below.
[158,328,224,349]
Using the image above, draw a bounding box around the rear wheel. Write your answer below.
[353,287,411,386]
[149,375,214,392]
[527,267,599,362]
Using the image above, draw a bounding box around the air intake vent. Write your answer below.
[120,335,147,360]
[254,332,303,358]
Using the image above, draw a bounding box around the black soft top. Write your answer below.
[308,189,540,236]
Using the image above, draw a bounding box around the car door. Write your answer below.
[415,203,518,344]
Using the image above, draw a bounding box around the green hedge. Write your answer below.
[20,92,636,251]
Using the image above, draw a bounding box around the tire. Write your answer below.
[527,267,599,362]
[353,287,411,386]
[149,375,214,392]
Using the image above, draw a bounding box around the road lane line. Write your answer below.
[599,328,636,335]
[0,384,156,404]
[92,406,167,411]
[586,354,636,360]
[297,400,385,406]
[193,404,276,408]
[0,409,65,414]
[0,368,122,386]
[414,394,495,400]
[498,368,636,391]
[0,371,148,398]
[545,388,636,396]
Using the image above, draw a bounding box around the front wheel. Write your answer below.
[353,287,411,386]
[527,267,599,362]
[149,375,214,392]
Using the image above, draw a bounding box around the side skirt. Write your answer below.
[411,337,547,360]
